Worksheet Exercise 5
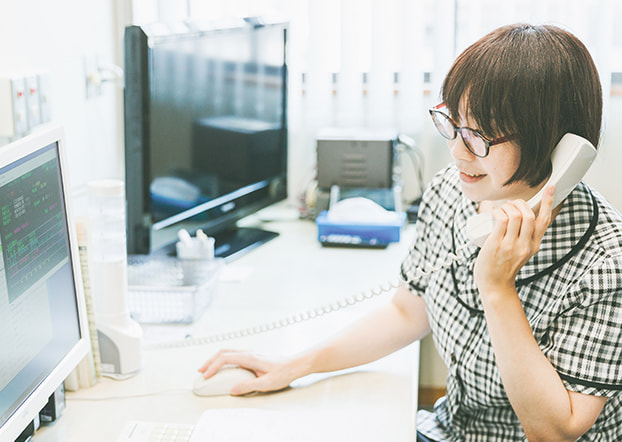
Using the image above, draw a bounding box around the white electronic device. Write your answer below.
[0,126,91,442]
[192,367,257,397]
[466,133,597,247]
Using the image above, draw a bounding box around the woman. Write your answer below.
[198,24,622,441]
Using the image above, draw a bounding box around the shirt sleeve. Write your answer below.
[544,255,622,397]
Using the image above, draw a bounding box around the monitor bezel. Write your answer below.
[0,125,91,442]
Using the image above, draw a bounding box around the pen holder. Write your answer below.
[176,237,215,285]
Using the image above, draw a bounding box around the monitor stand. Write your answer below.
[212,226,279,261]
[156,226,279,262]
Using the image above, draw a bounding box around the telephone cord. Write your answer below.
[402,244,469,281]
[147,244,470,350]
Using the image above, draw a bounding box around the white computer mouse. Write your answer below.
[192,366,257,397]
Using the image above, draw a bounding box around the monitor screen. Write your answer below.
[0,127,90,442]
[124,17,288,259]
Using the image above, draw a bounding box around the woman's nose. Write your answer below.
[448,134,475,161]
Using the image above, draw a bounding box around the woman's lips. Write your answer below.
[459,170,486,184]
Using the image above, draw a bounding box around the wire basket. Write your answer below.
[127,255,224,324]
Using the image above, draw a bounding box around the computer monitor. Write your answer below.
[0,126,90,442]
[124,17,288,260]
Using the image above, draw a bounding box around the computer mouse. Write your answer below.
[192,366,257,397]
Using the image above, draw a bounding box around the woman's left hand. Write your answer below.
[473,186,556,298]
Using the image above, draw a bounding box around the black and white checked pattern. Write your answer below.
[403,165,622,441]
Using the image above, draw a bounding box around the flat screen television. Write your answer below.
[124,17,288,259]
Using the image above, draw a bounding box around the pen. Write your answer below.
[178,228,193,246]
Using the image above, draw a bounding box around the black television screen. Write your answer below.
[124,18,288,259]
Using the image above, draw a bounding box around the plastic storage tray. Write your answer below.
[127,255,224,324]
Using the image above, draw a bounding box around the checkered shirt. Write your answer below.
[401,165,622,441]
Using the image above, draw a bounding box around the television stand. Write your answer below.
[212,226,279,261]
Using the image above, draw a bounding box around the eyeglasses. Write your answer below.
[429,103,513,158]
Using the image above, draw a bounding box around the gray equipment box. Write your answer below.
[316,128,398,190]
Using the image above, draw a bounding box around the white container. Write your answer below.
[88,180,130,316]
[88,179,127,263]
[88,179,142,377]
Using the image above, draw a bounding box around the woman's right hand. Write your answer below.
[197,349,305,395]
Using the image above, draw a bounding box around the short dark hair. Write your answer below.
[440,23,602,186]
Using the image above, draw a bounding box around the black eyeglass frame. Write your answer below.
[429,103,514,158]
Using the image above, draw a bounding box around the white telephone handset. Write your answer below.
[466,133,597,247]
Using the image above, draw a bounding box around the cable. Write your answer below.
[147,244,470,350]
[402,243,469,280]
[67,389,190,401]
[397,134,426,198]
[146,279,401,349]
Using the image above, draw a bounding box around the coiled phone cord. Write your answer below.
[148,244,470,349]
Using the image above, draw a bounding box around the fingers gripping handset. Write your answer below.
[466,133,597,247]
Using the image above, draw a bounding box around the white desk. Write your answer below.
[34,205,419,441]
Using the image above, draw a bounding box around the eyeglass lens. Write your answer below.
[431,111,488,157]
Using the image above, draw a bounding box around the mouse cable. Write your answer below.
[147,244,469,350]
[67,389,190,402]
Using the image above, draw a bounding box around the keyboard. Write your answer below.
[117,421,194,442]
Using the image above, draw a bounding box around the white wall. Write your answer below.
[2,0,620,217]
[0,0,126,214]
[588,96,622,209]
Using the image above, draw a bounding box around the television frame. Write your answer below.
[123,17,288,259]
[0,126,90,442]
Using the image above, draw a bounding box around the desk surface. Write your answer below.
[34,204,419,441]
